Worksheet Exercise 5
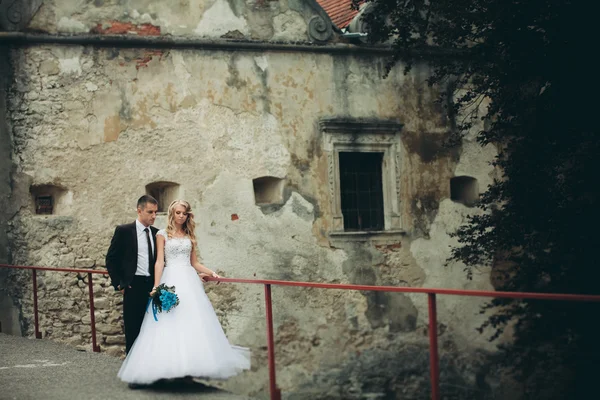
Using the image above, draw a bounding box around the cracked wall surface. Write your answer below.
[27,0,329,42]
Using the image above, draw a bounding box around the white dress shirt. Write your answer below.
[135,219,155,277]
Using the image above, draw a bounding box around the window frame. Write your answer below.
[320,119,405,238]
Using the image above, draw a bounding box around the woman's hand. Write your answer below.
[149,287,157,297]
[199,271,222,284]
[211,271,222,285]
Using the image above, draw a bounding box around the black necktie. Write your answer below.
[144,228,153,274]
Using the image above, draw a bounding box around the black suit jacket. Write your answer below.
[105,222,158,290]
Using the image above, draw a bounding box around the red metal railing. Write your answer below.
[0,264,107,352]
[2,263,600,400]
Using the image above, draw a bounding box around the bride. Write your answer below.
[118,199,250,385]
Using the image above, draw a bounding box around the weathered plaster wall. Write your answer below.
[4,43,503,398]
[28,0,332,43]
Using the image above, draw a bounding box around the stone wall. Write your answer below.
[0,0,513,399]
[3,43,507,399]
[0,44,23,337]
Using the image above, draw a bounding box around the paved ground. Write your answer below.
[0,333,253,400]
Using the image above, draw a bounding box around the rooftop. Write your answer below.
[316,0,361,30]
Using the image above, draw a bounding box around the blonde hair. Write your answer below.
[166,200,197,249]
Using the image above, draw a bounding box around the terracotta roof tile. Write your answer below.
[316,0,361,29]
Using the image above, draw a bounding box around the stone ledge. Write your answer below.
[0,32,468,59]
[328,229,407,242]
[319,118,404,135]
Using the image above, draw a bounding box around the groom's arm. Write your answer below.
[105,226,125,291]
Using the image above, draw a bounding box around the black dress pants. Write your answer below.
[123,275,153,353]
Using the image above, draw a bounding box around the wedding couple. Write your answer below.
[105,195,250,387]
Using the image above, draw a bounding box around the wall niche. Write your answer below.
[253,176,284,206]
[30,184,70,215]
[450,176,479,207]
[146,181,181,213]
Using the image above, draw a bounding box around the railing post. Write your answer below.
[87,273,100,352]
[264,284,281,400]
[32,269,42,339]
[428,293,440,400]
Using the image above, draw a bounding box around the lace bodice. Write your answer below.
[157,229,193,267]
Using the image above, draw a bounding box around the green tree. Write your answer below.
[354,0,599,397]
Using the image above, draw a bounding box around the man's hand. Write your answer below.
[118,285,130,294]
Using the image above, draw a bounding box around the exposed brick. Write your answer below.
[91,21,161,36]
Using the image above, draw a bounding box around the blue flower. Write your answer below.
[160,291,178,312]
[147,284,180,321]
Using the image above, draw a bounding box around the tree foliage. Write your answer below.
[355,0,599,396]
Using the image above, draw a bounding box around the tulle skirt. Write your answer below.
[118,264,251,384]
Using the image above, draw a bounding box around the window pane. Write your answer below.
[339,152,384,231]
[36,196,53,215]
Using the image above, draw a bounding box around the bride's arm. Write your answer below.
[152,235,166,291]
[190,245,220,278]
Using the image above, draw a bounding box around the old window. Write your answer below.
[321,119,404,237]
[35,195,53,215]
[339,152,384,231]
[145,181,180,213]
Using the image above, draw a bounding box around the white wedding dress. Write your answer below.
[118,229,251,384]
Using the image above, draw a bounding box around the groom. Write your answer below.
[106,195,159,354]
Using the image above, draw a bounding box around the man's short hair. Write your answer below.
[137,195,158,209]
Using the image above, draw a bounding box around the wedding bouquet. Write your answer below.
[147,283,180,321]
